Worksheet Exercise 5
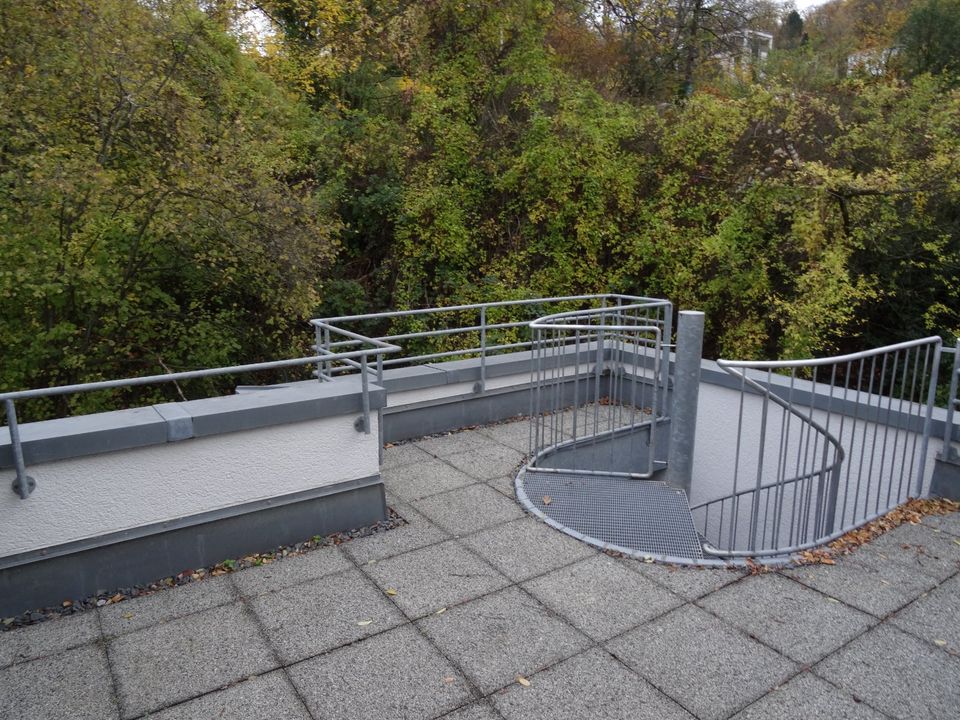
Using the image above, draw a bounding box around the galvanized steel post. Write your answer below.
[666,310,704,496]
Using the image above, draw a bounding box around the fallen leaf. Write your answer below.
[435,607,447,615]
[542,495,552,506]
[110,594,124,603]
[385,588,398,596]
[934,639,947,646]
[61,600,72,608]
[122,612,133,620]
[357,620,373,626]
[516,675,531,687]
[442,676,456,685]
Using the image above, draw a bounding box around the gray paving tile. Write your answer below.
[462,517,596,582]
[816,624,960,719]
[891,573,960,654]
[784,555,939,617]
[698,573,875,664]
[522,555,683,641]
[418,586,592,694]
[438,700,501,720]
[854,522,960,582]
[382,458,479,501]
[444,444,526,481]
[147,670,310,720]
[230,546,352,597]
[484,472,518,499]
[289,624,473,720]
[0,611,101,668]
[100,574,236,636]
[477,418,534,453]
[413,484,525,536]
[364,540,510,617]
[921,511,960,536]
[108,602,276,719]
[0,643,119,720]
[730,671,885,720]
[382,442,435,469]
[342,505,450,564]
[492,647,694,720]
[248,567,405,664]
[607,604,796,720]
[415,431,492,458]
[631,560,746,600]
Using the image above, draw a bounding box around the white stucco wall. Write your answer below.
[0,413,378,558]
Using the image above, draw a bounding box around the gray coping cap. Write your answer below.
[0,379,386,469]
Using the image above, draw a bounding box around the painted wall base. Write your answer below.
[0,476,385,617]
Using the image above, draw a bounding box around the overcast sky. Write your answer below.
[794,0,832,10]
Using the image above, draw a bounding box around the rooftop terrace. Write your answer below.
[3,422,959,720]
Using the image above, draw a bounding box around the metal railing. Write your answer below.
[310,294,671,393]
[691,337,942,558]
[525,301,671,479]
[1,337,400,499]
[941,341,959,463]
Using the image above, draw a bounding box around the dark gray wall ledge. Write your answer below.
[0,379,386,470]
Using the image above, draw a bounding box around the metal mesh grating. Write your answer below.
[518,470,704,561]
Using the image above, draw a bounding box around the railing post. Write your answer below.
[5,399,36,499]
[942,341,959,463]
[477,306,487,393]
[666,310,704,496]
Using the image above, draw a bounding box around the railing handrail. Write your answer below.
[717,336,943,370]
[0,344,400,404]
[310,293,669,325]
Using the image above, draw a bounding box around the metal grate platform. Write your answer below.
[517,470,704,562]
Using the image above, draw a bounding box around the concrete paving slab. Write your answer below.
[412,484,525,536]
[891,573,960,654]
[230,546,352,598]
[364,540,510,617]
[108,602,276,719]
[630,560,745,600]
[382,442,435,469]
[920,511,960,537]
[607,604,796,720]
[438,700,502,720]
[730,671,886,720]
[418,586,592,694]
[522,555,683,641]
[462,517,596,583]
[146,670,311,720]
[0,643,119,720]
[100,574,236,637]
[342,505,450,564]
[816,624,960,719]
[477,419,534,453]
[0,611,101,668]
[415,431,493,458]
[382,458,479,502]
[444,444,526,481]
[484,472,518,499]
[784,556,939,618]
[288,624,473,720]
[492,647,694,720]
[854,522,960,582]
[698,573,875,664]
[248,567,405,664]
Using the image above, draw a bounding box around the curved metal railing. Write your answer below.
[691,337,942,558]
[524,302,671,479]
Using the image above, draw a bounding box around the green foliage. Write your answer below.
[3,0,959,420]
[897,0,960,80]
[0,0,340,417]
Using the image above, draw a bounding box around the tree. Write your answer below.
[0,0,340,417]
[897,0,960,80]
